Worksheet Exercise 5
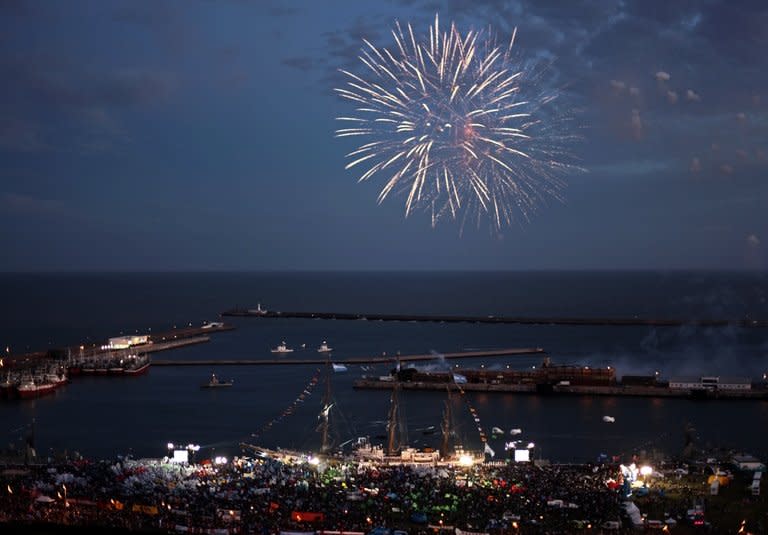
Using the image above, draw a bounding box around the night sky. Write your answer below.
[1,0,766,271]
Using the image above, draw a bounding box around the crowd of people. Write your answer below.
[0,452,626,534]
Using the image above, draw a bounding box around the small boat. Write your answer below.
[201,373,233,389]
[332,363,348,373]
[271,341,294,354]
[318,341,333,353]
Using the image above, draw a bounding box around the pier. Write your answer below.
[222,308,768,328]
[352,379,768,400]
[3,322,234,367]
[151,347,544,366]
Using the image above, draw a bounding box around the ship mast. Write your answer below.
[386,379,401,455]
[318,356,333,454]
[440,386,454,459]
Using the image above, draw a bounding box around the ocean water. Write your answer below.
[1,271,767,463]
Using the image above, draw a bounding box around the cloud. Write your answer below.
[655,71,671,82]
[747,234,760,246]
[719,163,734,175]
[609,79,626,92]
[666,90,678,104]
[685,89,701,102]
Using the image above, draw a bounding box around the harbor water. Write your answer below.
[2,271,767,462]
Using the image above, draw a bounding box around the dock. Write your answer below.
[140,336,210,353]
[222,308,768,328]
[352,379,768,400]
[3,323,234,367]
[151,347,544,366]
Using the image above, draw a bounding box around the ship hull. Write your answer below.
[123,362,150,376]
[17,384,58,399]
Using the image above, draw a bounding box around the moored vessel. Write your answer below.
[16,375,60,399]
[271,341,294,354]
[201,373,233,388]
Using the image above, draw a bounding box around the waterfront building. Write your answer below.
[668,376,751,391]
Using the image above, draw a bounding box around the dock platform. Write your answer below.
[151,347,544,366]
[352,379,768,399]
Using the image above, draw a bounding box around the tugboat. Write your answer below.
[317,341,333,353]
[201,373,233,389]
[271,341,294,354]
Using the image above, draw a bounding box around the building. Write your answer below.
[107,335,149,350]
[668,376,751,391]
[732,454,765,472]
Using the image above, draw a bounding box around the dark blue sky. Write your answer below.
[1,0,766,270]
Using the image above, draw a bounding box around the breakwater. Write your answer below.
[222,308,768,328]
[152,347,545,366]
[353,379,768,399]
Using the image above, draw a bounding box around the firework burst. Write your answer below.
[335,14,580,231]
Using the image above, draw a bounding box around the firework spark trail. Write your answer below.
[335,14,580,231]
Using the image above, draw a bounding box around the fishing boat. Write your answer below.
[16,375,59,399]
[123,355,151,376]
[317,341,333,353]
[201,373,233,388]
[271,341,294,354]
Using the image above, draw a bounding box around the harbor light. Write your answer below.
[526,442,535,449]
[458,454,474,467]
[167,443,174,450]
